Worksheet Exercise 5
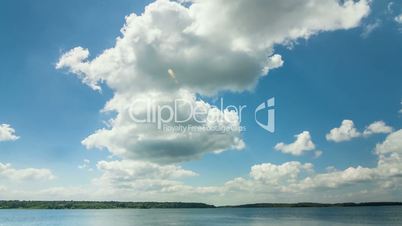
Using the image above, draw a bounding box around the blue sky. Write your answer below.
[0,0,402,204]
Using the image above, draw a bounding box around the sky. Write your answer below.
[0,0,402,205]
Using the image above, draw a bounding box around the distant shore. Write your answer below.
[1,201,402,209]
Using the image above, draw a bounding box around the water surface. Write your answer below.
[0,206,401,226]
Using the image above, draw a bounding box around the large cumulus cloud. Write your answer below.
[56,0,370,163]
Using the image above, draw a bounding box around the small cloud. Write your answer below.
[275,131,316,156]
[78,159,93,172]
[0,124,19,142]
[0,163,55,181]
[326,120,394,142]
[363,121,393,136]
[395,14,402,24]
[375,129,402,155]
[314,150,323,159]
[387,2,394,14]
[262,54,284,75]
[326,120,361,142]
[361,20,381,38]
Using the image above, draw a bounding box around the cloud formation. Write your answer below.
[81,90,244,164]
[2,129,401,205]
[78,159,93,172]
[327,120,393,142]
[0,124,19,142]
[250,161,313,184]
[57,0,370,94]
[326,120,361,142]
[220,129,402,203]
[262,54,284,75]
[0,163,54,181]
[57,0,370,164]
[363,121,393,137]
[97,160,197,182]
[395,14,402,24]
[275,131,316,156]
[375,129,402,155]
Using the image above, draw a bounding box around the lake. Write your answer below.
[0,206,402,225]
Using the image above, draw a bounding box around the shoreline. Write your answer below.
[1,201,402,209]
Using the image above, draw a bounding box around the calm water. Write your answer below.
[0,206,401,226]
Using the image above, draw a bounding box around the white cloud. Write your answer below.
[57,0,370,164]
[91,160,200,198]
[399,100,402,114]
[306,130,402,189]
[81,90,245,164]
[250,161,313,185]
[375,129,402,155]
[363,121,393,136]
[0,124,19,142]
[222,129,402,202]
[97,160,197,181]
[395,14,402,24]
[299,166,375,189]
[57,0,370,94]
[188,0,369,56]
[262,54,283,75]
[0,163,55,181]
[327,120,393,142]
[326,120,361,142]
[275,131,316,156]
